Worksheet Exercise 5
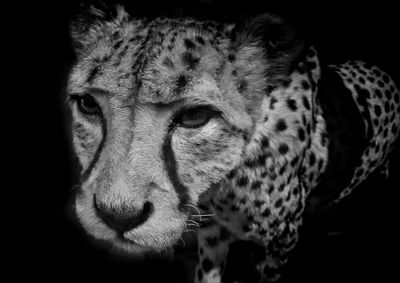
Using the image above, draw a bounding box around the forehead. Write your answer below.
[68,17,234,104]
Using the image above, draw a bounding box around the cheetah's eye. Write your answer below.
[174,106,219,128]
[74,94,101,116]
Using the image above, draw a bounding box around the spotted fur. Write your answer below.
[66,5,400,282]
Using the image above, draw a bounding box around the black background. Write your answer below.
[4,0,400,282]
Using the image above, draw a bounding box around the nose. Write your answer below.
[94,198,153,234]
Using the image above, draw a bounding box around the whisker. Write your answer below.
[69,184,80,192]
[187,220,200,227]
[190,213,216,218]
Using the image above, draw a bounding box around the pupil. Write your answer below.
[83,97,96,110]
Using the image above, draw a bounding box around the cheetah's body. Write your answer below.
[196,58,400,282]
[66,6,400,283]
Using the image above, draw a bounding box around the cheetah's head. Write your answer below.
[66,4,303,254]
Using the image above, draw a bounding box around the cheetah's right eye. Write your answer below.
[173,105,220,128]
[73,94,101,116]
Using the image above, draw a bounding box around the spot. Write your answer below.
[301,80,310,90]
[277,184,285,192]
[297,63,306,74]
[227,191,236,199]
[275,119,287,132]
[205,236,218,247]
[237,176,249,187]
[269,96,278,110]
[175,74,187,93]
[261,136,269,149]
[373,118,379,127]
[378,80,384,88]
[226,170,236,179]
[274,198,283,208]
[298,128,306,142]
[230,205,239,214]
[374,105,382,117]
[216,205,224,212]
[87,65,100,83]
[202,258,214,273]
[251,180,261,190]
[262,208,271,217]
[257,154,267,166]
[162,57,174,69]
[268,184,275,195]
[195,36,205,45]
[385,101,390,113]
[287,98,297,111]
[254,200,264,208]
[382,74,390,84]
[290,156,299,167]
[278,143,289,155]
[359,69,367,76]
[358,77,366,84]
[199,247,203,255]
[182,51,200,69]
[375,89,383,99]
[184,38,195,49]
[385,90,392,100]
[197,269,203,281]
[228,54,235,62]
[264,115,269,123]
[302,95,310,110]
[383,128,388,138]
[367,76,375,83]
[309,152,316,166]
[114,40,123,49]
[231,69,237,76]
[279,163,287,175]
[373,68,382,77]
[239,79,248,92]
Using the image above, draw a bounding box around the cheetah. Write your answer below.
[66,4,400,282]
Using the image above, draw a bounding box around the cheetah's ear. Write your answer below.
[233,13,305,87]
[70,2,129,55]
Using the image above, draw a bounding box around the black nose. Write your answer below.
[94,199,153,234]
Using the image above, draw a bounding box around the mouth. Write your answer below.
[116,233,141,245]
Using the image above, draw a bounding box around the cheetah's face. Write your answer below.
[68,75,250,254]
[66,5,302,254]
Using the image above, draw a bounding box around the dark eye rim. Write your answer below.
[70,94,101,116]
[173,105,221,129]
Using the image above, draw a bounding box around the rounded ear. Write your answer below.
[233,13,305,86]
[70,2,128,55]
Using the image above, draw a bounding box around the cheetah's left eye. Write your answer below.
[71,94,101,116]
[174,106,219,128]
